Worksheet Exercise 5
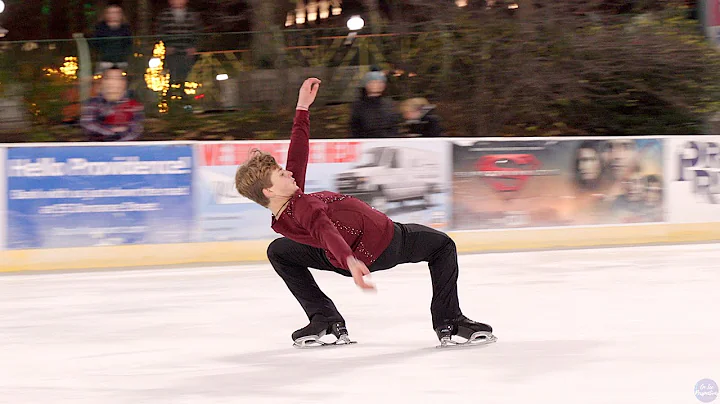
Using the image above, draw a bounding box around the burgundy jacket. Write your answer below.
[271,109,395,270]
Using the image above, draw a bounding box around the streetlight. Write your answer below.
[347,15,364,31]
[344,15,364,46]
[1,1,9,37]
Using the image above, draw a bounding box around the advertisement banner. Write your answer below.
[0,147,5,250]
[194,139,451,242]
[452,138,665,230]
[703,0,720,46]
[6,145,193,249]
[666,136,720,222]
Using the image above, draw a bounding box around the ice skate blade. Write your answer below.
[436,332,497,349]
[293,334,357,349]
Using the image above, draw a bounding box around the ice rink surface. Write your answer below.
[1,243,719,404]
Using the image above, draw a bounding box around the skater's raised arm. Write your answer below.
[286,78,321,192]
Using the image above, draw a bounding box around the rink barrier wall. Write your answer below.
[0,147,6,252]
[2,136,719,272]
[2,222,720,272]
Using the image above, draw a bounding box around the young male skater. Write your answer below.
[234,78,496,348]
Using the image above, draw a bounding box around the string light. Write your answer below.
[319,0,330,19]
[42,56,78,81]
[184,81,201,95]
[296,0,306,24]
[144,41,170,94]
[331,0,342,16]
[307,0,318,22]
[60,56,78,79]
[288,0,339,27]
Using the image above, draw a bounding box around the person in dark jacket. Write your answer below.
[155,0,203,87]
[234,78,496,349]
[400,97,444,137]
[90,4,133,74]
[349,70,402,138]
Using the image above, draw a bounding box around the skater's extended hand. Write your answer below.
[297,78,321,110]
[347,256,375,291]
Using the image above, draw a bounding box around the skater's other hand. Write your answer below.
[347,256,375,291]
[297,78,321,110]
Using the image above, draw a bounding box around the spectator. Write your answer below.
[90,4,133,74]
[155,0,203,90]
[400,97,443,137]
[349,69,402,138]
[81,66,144,141]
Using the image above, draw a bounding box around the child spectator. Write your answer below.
[80,66,144,141]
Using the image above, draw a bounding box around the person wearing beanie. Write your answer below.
[349,70,402,138]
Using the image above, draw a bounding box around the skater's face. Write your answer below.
[266,167,298,198]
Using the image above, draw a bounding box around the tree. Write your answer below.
[359,0,382,33]
[136,0,152,36]
[203,0,247,32]
[383,0,720,135]
[246,0,290,68]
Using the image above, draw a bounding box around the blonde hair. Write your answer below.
[400,97,429,115]
[234,149,280,207]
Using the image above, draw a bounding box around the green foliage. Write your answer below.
[2,1,718,140]
[381,2,720,135]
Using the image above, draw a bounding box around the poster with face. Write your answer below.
[452,138,665,230]
[573,138,664,224]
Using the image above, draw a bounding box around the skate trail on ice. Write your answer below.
[1,243,719,404]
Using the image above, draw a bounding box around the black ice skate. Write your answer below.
[292,320,357,348]
[435,315,497,348]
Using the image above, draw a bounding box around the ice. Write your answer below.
[1,243,719,404]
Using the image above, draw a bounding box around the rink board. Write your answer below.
[3,135,720,272]
[2,222,720,272]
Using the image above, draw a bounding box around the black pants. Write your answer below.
[266,222,462,330]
